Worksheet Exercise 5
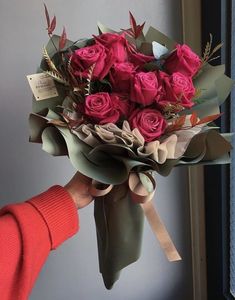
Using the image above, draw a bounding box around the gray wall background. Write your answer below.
[0,0,193,299]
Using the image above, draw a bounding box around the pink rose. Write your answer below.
[71,43,114,80]
[158,71,195,108]
[130,72,160,106]
[129,108,167,142]
[85,92,126,124]
[110,62,136,92]
[95,33,128,63]
[164,44,201,77]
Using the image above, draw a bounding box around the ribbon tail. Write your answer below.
[141,201,182,262]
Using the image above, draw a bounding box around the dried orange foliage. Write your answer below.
[166,111,222,134]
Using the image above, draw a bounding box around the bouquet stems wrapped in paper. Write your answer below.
[27,7,233,289]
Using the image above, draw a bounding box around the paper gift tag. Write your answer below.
[27,73,58,101]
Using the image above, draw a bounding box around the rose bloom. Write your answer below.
[95,32,154,67]
[127,43,154,67]
[129,108,167,142]
[110,62,136,93]
[95,33,128,63]
[85,92,130,124]
[158,71,195,108]
[130,71,160,106]
[71,43,114,80]
[164,44,201,77]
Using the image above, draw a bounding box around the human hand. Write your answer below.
[64,172,93,209]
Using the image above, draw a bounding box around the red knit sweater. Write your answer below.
[0,185,79,300]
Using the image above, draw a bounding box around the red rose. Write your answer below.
[85,92,123,124]
[127,43,154,67]
[130,72,160,106]
[95,33,128,63]
[129,108,167,142]
[110,62,136,92]
[164,44,201,77]
[95,32,154,67]
[158,71,195,108]
[71,43,114,80]
[112,93,136,118]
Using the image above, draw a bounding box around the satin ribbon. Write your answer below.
[89,173,182,262]
[141,201,181,262]
[89,180,113,197]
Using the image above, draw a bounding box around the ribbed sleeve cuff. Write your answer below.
[27,185,79,249]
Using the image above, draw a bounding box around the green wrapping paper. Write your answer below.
[94,183,144,289]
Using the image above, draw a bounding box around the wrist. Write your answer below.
[64,173,93,209]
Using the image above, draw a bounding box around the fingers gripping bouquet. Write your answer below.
[28,7,233,289]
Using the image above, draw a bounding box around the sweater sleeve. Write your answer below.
[0,185,79,300]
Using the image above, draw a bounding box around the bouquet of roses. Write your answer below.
[28,6,233,289]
